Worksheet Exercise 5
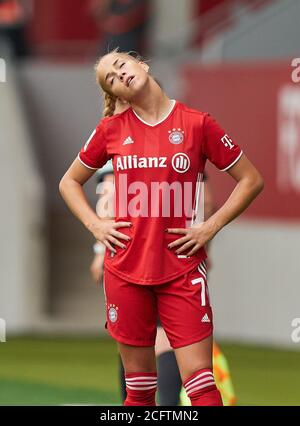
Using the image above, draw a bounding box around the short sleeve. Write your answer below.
[202,114,243,171]
[78,122,109,170]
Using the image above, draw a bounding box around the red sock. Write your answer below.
[124,372,157,406]
[183,368,223,406]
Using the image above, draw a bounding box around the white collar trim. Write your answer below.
[132,99,176,127]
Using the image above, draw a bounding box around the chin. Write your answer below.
[132,77,148,96]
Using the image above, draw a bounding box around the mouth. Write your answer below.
[126,76,135,87]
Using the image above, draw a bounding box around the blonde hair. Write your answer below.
[95,47,145,118]
[103,92,117,117]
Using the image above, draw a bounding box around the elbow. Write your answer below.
[59,175,68,198]
[59,174,82,200]
[252,172,264,196]
[256,173,264,194]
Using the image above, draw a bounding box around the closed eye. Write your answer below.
[120,62,125,68]
[110,77,114,85]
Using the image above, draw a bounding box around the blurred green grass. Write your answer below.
[0,337,299,405]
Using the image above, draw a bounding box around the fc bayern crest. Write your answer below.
[168,128,184,145]
[108,304,118,323]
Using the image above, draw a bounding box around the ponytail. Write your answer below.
[103,92,117,117]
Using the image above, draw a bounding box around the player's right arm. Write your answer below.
[59,159,131,253]
[59,124,131,253]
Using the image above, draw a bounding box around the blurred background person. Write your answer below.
[0,0,31,59]
[88,0,150,55]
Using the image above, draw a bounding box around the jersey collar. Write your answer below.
[131,99,177,127]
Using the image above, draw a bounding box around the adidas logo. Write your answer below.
[201,313,210,323]
[123,136,134,145]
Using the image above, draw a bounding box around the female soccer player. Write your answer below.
[59,48,263,406]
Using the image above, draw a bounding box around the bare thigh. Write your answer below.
[117,342,157,374]
[155,326,172,357]
[174,335,213,382]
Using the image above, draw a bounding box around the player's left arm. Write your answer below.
[167,153,264,256]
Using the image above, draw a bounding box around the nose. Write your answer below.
[119,72,126,81]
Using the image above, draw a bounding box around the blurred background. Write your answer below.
[0,0,300,406]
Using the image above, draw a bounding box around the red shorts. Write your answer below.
[103,261,213,349]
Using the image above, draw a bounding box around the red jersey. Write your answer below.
[79,100,242,285]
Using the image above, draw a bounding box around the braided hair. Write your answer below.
[103,92,117,117]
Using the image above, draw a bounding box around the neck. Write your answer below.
[130,80,173,125]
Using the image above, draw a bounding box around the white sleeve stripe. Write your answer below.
[77,154,99,170]
[85,129,96,148]
[220,150,243,172]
